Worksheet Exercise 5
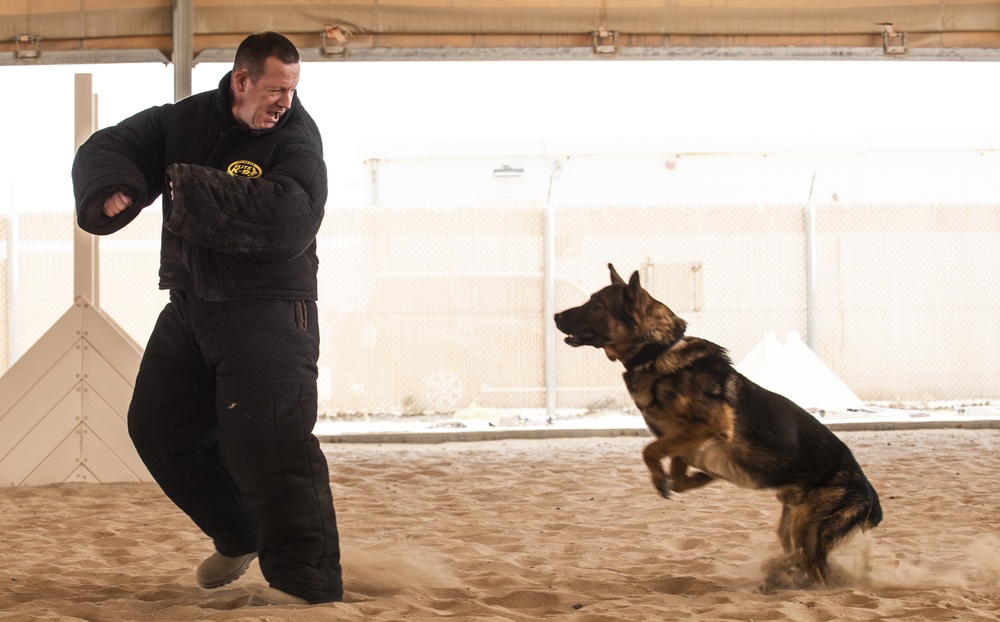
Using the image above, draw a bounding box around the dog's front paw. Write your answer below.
[656,479,672,499]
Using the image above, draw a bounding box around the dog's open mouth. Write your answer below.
[563,333,591,347]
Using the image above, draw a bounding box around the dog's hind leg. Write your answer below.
[761,523,825,591]
[777,504,794,553]
[776,484,872,588]
[769,487,830,588]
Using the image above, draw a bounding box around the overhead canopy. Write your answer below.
[1,0,999,66]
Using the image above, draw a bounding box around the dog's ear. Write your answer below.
[624,271,652,316]
[628,271,641,289]
[625,270,653,316]
[609,263,626,286]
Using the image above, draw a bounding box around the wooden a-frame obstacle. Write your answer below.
[0,75,151,486]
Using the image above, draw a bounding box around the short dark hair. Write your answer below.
[234,32,300,81]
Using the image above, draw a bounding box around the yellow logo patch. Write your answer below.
[227,160,263,178]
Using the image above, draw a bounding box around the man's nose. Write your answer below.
[278,90,293,109]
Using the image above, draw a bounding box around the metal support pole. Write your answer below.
[804,172,818,351]
[543,162,560,419]
[173,0,194,101]
[73,73,99,306]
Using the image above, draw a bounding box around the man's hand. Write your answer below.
[102,191,133,217]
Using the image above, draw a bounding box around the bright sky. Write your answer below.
[2,59,999,211]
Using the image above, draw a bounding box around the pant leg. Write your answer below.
[127,292,257,557]
[207,298,343,603]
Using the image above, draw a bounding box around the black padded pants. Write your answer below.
[128,290,343,603]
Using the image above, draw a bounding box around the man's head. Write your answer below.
[230,32,301,130]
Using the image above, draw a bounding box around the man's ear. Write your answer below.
[232,70,249,93]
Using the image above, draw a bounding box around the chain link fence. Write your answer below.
[2,202,999,416]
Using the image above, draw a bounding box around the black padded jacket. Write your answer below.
[72,72,327,302]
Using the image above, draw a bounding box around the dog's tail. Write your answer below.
[838,475,883,541]
[818,473,883,555]
[862,479,883,530]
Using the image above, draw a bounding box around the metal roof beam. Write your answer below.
[0,50,169,67]
[2,45,998,67]
[199,45,1000,64]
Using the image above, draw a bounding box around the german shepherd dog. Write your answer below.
[554,265,882,591]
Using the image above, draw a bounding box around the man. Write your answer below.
[72,32,342,606]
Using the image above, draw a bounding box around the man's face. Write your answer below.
[231,57,300,130]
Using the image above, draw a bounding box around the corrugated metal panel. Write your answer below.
[0,0,997,63]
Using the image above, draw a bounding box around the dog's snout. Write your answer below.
[554,309,569,325]
[553,309,576,337]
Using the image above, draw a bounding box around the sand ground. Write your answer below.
[2,428,999,621]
